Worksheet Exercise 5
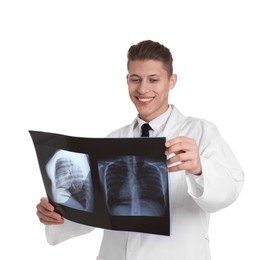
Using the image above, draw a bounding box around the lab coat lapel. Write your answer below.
[162,105,187,140]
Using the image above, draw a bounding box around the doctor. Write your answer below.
[36,40,244,260]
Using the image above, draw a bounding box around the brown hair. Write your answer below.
[127,40,173,78]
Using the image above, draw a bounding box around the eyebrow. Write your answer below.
[128,74,159,77]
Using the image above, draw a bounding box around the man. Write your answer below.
[36,40,244,259]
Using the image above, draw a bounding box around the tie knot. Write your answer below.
[141,123,152,137]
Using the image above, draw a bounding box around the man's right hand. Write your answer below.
[36,197,64,225]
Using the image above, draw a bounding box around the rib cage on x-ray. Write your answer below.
[55,157,92,211]
[99,155,167,216]
[46,149,94,213]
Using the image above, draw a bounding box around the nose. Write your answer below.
[137,79,149,94]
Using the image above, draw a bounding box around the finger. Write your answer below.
[39,219,62,225]
[36,207,64,224]
[36,201,63,221]
[36,205,62,221]
[165,136,195,148]
[167,161,193,172]
[38,215,64,225]
[167,159,202,175]
[40,197,55,212]
[166,152,195,165]
[165,142,195,156]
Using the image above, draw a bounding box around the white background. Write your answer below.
[1,0,271,259]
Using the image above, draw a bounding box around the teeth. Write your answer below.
[139,98,153,102]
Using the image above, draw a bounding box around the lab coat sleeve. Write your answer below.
[186,121,244,213]
[45,219,95,245]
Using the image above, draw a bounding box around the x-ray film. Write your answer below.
[29,130,170,236]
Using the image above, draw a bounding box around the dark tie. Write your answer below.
[141,123,152,137]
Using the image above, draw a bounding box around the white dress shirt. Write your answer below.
[136,105,172,137]
[45,104,244,260]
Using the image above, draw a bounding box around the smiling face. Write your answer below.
[127,59,177,122]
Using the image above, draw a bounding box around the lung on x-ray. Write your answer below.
[46,149,94,212]
[98,155,168,217]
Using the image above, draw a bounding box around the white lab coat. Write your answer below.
[45,105,244,260]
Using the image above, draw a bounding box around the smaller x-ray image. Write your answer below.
[98,155,168,217]
[46,149,94,212]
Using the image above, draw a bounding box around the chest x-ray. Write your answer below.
[46,149,94,212]
[98,155,168,217]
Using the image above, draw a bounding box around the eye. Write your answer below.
[129,77,140,83]
[149,78,159,83]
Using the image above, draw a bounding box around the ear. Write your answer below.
[169,74,177,90]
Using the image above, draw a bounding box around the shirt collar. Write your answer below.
[137,105,172,132]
